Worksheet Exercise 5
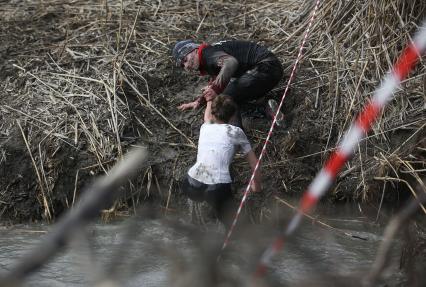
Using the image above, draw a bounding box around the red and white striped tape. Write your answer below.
[254,20,426,277]
[220,0,323,253]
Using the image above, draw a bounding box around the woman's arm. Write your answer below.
[246,150,261,192]
[204,100,214,123]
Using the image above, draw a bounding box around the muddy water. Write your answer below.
[0,203,406,286]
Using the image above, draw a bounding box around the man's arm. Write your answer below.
[246,150,261,192]
[212,55,239,92]
[202,54,239,101]
[177,95,206,111]
[179,53,239,109]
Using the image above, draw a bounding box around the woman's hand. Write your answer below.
[201,86,217,102]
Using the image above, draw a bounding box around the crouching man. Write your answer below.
[173,39,284,128]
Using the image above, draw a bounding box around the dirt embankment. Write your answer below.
[0,0,425,223]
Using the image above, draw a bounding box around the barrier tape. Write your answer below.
[254,20,426,277]
[220,0,323,253]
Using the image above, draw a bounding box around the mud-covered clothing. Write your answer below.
[198,40,283,105]
[188,122,251,184]
[182,175,234,229]
[183,122,252,229]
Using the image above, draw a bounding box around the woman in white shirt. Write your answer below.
[182,95,261,229]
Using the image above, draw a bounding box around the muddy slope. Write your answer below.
[0,1,425,222]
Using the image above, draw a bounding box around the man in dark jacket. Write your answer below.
[172,39,284,127]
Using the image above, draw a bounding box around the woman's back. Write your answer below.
[188,123,251,184]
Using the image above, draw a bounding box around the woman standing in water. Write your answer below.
[181,95,261,229]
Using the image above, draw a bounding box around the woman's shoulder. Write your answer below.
[224,124,246,134]
[223,124,249,142]
[201,123,246,135]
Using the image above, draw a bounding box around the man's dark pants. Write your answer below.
[223,59,283,127]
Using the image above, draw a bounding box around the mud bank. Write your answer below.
[1,1,425,223]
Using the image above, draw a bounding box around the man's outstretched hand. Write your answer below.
[177,100,201,111]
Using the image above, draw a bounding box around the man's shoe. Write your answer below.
[266,99,284,126]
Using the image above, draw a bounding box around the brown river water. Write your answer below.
[0,201,407,286]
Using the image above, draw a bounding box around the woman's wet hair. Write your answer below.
[211,95,237,123]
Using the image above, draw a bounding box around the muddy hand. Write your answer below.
[201,86,217,102]
[178,101,200,111]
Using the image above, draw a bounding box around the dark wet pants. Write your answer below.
[223,58,283,128]
[181,175,235,230]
